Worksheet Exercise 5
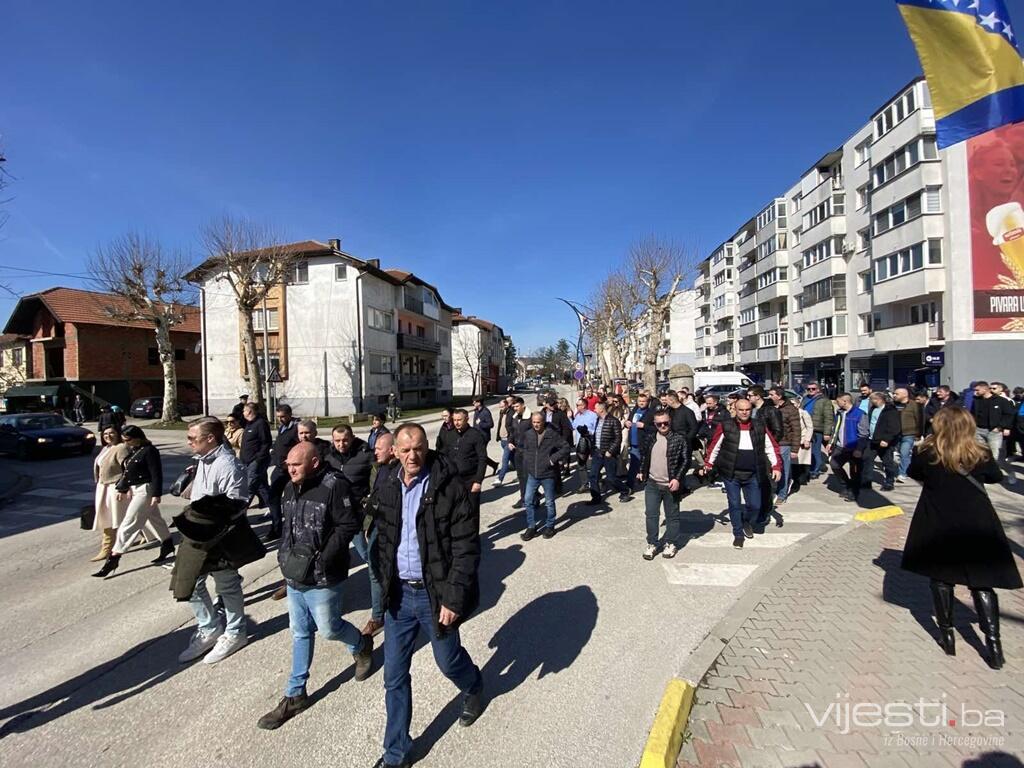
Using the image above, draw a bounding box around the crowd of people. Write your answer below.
[77,378,1024,764]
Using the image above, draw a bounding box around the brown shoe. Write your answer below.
[353,634,374,681]
[271,585,288,601]
[361,618,384,636]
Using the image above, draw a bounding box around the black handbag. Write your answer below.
[169,462,198,497]
[80,505,96,530]
[280,543,316,584]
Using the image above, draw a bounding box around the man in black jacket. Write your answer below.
[471,397,499,475]
[865,392,901,491]
[297,420,332,463]
[520,411,571,541]
[587,401,628,504]
[506,397,532,507]
[637,410,691,560]
[448,409,488,516]
[257,442,373,731]
[240,402,272,509]
[230,393,249,424]
[370,424,483,768]
[325,424,373,502]
[972,380,1018,485]
[747,386,783,442]
[543,397,574,492]
[266,404,299,541]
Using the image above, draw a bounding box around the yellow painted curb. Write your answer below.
[640,678,696,768]
[855,505,904,522]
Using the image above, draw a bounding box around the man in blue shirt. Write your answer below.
[371,424,482,768]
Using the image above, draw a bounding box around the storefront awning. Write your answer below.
[3,385,61,398]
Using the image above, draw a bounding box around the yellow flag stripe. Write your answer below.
[899,4,1024,119]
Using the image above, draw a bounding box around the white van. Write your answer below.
[693,371,754,391]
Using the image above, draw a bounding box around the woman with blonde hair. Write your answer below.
[91,426,130,561]
[901,406,1021,669]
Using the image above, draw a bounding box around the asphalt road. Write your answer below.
[0,408,883,767]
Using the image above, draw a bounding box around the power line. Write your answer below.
[0,265,93,279]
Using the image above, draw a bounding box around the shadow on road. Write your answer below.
[413,585,599,762]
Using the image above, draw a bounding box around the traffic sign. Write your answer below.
[573,369,585,381]
[267,366,283,384]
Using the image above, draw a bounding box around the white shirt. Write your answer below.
[191,443,247,502]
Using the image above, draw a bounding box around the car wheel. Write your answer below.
[153,411,162,419]
[15,442,30,461]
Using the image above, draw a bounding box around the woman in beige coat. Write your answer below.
[92,426,130,561]
[792,397,815,494]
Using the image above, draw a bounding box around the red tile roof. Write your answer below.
[11,287,200,334]
[453,314,500,333]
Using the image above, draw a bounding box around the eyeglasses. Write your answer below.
[655,421,671,427]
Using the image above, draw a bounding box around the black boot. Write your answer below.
[91,553,121,578]
[971,588,1004,669]
[263,525,281,543]
[930,580,956,656]
[151,538,175,564]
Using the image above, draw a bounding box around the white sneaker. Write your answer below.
[178,628,223,663]
[895,476,906,484]
[202,632,248,664]
[491,477,504,487]
[642,544,658,561]
[662,543,678,559]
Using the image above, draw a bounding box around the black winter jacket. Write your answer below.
[593,414,622,457]
[757,402,784,442]
[472,406,494,440]
[669,405,698,443]
[240,416,272,464]
[435,423,457,454]
[369,453,480,636]
[972,395,1015,430]
[270,422,299,470]
[548,409,574,444]
[517,424,570,479]
[279,469,361,588]
[870,404,902,447]
[447,426,488,484]
[116,442,163,494]
[640,430,691,491]
[325,437,373,501]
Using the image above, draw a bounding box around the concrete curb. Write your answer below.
[642,515,877,767]
[640,679,697,768]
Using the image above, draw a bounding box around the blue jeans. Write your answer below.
[245,456,270,507]
[589,453,625,496]
[897,435,916,477]
[776,445,792,501]
[383,583,481,765]
[627,448,642,490]
[524,475,557,529]
[352,525,383,622]
[810,432,825,477]
[723,475,761,538]
[497,439,512,481]
[190,568,246,637]
[644,481,680,546]
[285,583,363,697]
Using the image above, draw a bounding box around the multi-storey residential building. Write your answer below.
[694,77,1024,391]
[451,314,509,396]
[190,239,459,417]
[623,290,699,381]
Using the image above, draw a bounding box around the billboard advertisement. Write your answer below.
[968,122,1024,332]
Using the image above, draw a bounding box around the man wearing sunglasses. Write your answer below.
[636,412,691,559]
[801,383,834,481]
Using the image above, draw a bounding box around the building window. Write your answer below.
[910,301,939,325]
[148,347,159,365]
[368,307,394,332]
[291,261,309,284]
[925,186,942,212]
[740,308,756,324]
[855,139,871,166]
[11,348,22,367]
[252,307,280,332]
[802,236,844,268]
[874,242,927,282]
[175,349,186,361]
[928,238,943,264]
[370,353,395,374]
[335,264,348,281]
[873,88,918,140]
[804,316,843,341]
[859,271,872,294]
[758,330,779,348]
[873,192,924,235]
[873,137,936,187]
[856,184,870,209]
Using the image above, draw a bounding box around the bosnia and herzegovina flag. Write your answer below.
[897,0,1024,148]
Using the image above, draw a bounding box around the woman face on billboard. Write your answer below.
[971,140,1018,199]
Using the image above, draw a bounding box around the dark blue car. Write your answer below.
[0,413,97,460]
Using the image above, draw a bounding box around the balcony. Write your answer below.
[872,267,945,307]
[756,280,790,302]
[399,374,439,390]
[397,333,441,354]
[403,294,424,315]
[872,321,944,352]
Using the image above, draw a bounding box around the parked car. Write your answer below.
[0,413,96,460]
[129,397,201,419]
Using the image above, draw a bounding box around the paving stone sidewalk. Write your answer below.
[679,511,1024,768]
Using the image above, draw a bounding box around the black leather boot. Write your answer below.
[151,538,175,564]
[971,588,1004,669]
[930,580,955,656]
[91,553,121,578]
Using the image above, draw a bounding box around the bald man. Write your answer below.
[257,441,373,730]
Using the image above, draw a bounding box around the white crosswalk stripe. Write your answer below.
[662,562,760,587]
[686,532,810,548]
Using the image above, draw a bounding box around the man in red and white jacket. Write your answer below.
[701,399,782,549]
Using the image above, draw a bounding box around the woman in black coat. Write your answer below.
[901,406,1022,669]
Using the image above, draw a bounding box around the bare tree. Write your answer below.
[624,236,696,391]
[89,233,194,423]
[197,215,307,408]
[453,325,482,398]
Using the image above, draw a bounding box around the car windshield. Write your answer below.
[13,415,70,430]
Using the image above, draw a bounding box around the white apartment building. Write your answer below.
[190,240,458,417]
[694,78,1024,392]
[623,289,699,381]
[451,314,510,396]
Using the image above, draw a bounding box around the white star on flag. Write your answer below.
[978,11,1000,30]
[968,0,980,11]
[1004,22,1015,41]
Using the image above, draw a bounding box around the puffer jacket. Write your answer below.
[757,402,784,442]
[804,395,835,435]
[777,400,802,452]
[517,424,570,480]
[369,453,479,637]
[279,468,361,588]
[640,430,691,493]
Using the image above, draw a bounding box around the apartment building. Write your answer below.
[451,314,510,396]
[190,240,458,417]
[623,290,699,381]
[693,77,1024,391]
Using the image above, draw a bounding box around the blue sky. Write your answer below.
[3,0,1018,351]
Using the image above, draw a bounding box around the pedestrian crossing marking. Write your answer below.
[687,532,810,549]
[662,562,759,587]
